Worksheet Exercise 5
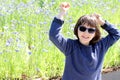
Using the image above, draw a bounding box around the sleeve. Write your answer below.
[49,17,72,56]
[99,21,120,52]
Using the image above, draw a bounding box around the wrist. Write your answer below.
[101,20,107,29]
[100,20,105,26]
[56,12,66,20]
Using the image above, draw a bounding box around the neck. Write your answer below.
[79,40,89,46]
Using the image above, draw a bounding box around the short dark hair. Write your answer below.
[74,14,101,44]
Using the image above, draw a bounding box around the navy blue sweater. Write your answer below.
[49,17,120,80]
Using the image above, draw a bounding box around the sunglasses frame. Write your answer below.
[78,26,96,34]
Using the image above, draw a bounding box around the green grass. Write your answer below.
[0,0,120,79]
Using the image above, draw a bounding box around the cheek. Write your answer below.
[77,29,82,36]
[90,33,96,38]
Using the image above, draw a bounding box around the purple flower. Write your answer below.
[28,51,32,55]
[6,41,11,46]
[15,49,19,52]
[6,38,13,46]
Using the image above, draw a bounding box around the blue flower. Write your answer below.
[15,49,19,52]
[28,51,32,55]
[6,38,13,46]
[6,41,11,46]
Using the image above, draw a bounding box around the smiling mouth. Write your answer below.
[82,36,89,39]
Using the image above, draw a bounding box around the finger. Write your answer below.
[61,2,70,8]
[65,3,70,8]
[93,13,101,19]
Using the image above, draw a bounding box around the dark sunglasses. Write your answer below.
[79,26,96,34]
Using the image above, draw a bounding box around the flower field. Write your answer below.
[0,0,120,79]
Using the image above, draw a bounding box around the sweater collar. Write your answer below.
[76,39,92,48]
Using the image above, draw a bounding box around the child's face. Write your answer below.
[77,24,96,45]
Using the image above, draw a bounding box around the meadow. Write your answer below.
[0,0,120,79]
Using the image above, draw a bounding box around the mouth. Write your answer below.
[81,36,89,39]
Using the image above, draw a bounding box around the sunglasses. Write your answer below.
[79,26,96,34]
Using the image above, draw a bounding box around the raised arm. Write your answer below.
[95,14,120,51]
[56,2,70,20]
[100,21,120,49]
[49,2,72,56]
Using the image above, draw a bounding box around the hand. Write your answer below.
[57,2,70,20]
[60,2,70,13]
[93,13,105,26]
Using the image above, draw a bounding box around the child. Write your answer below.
[49,2,120,80]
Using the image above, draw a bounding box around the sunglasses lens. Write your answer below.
[88,29,96,33]
[79,26,96,34]
[79,26,86,32]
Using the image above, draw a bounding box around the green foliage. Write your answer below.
[0,0,120,79]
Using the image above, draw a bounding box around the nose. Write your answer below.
[83,30,89,34]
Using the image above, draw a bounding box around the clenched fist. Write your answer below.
[60,2,70,12]
[56,2,70,20]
